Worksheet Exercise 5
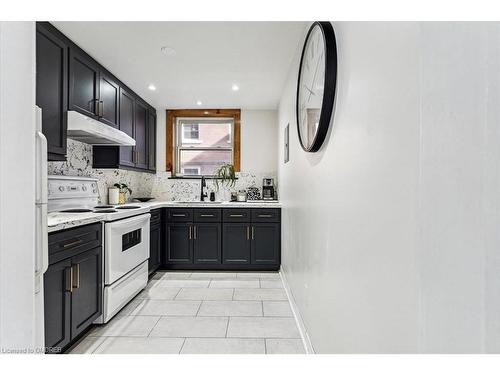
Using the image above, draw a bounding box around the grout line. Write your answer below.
[146,316,163,337]
[261,300,264,317]
[173,287,183,300]
[225,317,230,338]
[195,301,203,316]
[264,338,268,355]
[178,338,187,354]
[232,288,235,301]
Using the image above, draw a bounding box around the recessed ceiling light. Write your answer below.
[161,46,177,57]
[196,100,203,106]
[231,84,240,91]
[204,111,209,115]
[148,84,156,91]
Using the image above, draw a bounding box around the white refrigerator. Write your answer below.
[34,105,49,350]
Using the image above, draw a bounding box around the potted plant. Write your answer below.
[114,183,132,204]
[213,164,236,193]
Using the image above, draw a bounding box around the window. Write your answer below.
[166,109,241,175]
[175,117,234,176]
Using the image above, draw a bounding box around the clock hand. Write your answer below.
[303,85,316,96]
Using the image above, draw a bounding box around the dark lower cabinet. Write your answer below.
[45,223,102,353]
[70,247,102,339]
[149,210,162,274]
[36,23,68,161]
[194,223,221,264]
[44,258,72,351]
[166,223,193,264]
[250,223,281,266]
[162,208,280,271]
[222,223,251,265]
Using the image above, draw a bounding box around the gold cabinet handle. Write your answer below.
[230,214,244,217]
[72,264,80,289]
[63,239,82,248]
[194,226,197,240]
[189,225,192,240]
[258,214,272,218]
[66,267,73,293]
[252,226,254,240]
[247,226,250,240]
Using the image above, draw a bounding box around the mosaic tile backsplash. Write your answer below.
[48,139,277,204]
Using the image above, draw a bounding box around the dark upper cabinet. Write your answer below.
[44,258,72,351]
[250,223,280,266]
[70,246,102,339]
[148,109,157,171]
[118,88,135,167]
[69,48,99,118]
[222,223,251,265]
[134,100,148,170]
[36,23,68,161]
[98,73,119,128]
[194,223,221,264]
[166,223,193,264]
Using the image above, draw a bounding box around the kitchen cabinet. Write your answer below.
[194,223,221,264]
[45,223,102,353]
[222,223,251,265]
[166,222,193,264]
[43,258,72,351]
[134,100,149,170]
[35,22,156,170]
[148,209,162,275]
[148,109,157,171]
[69,48,99,118]
[99,72,120,128]
[36,23,68,161]
[162,207,280,271]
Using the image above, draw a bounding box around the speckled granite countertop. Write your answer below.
[48,200,281,233]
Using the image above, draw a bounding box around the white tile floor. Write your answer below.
[69,271,306,354]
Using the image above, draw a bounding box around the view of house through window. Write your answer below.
[176,118,233,176]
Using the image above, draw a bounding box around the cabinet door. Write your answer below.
[118,88,135,167]
[149,224,162,274]
[134,100,148,169]
[148,109,157,171]
[250,223,281,265]
[166,223,193,264]
[44,258,72,351]
[69,49,99,118]
[222,223,251,265]
[36,24,68,160]
[70,247,102,339]
[99,73,119,128]
[194,223,221,264]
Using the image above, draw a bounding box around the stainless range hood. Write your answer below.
[67,110,135,146]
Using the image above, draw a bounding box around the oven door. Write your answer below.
[104,213,150,285]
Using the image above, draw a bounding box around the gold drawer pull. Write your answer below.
[200,214,214,217]
[172,214,186,217]
[63,239,82,248]
[258,214,272,218]
[229,214,244,217]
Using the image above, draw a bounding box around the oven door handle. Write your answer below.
[105,213,151,233]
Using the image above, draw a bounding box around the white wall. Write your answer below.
[0,22,37,351]
[157,109,278,174]
[278,22,500,353]
[241,110,278,173]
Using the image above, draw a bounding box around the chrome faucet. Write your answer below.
[200,176,208,201]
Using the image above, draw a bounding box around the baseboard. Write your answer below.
[279,266,315,354]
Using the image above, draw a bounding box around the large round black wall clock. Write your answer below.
[296,21,337,152]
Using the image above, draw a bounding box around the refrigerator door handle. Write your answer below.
[35,131,47,204]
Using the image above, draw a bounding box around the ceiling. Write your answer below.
[53,22,307,110]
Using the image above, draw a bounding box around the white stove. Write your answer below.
[48,175,150,323]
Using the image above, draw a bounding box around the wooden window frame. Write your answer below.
[166,109,241,174]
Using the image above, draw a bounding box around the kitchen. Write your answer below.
[2,1,500,369]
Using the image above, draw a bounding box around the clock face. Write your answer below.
[297,24,326,150]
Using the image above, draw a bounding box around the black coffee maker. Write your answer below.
[262,178,276,200]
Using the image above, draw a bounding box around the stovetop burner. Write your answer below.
[60,208,93,213]
[94,205,114,209]
[115,205,141,210]
[94,209,118,213]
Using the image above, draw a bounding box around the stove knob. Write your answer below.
[58,186,65,192]
[82,185,87,191]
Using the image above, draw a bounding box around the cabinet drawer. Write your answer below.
[150,209,162,225]
[223,209,251,222]
[251,208,281,222]
[194,209,221,222]
[167,208,193,222]
[49,223,102,264]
